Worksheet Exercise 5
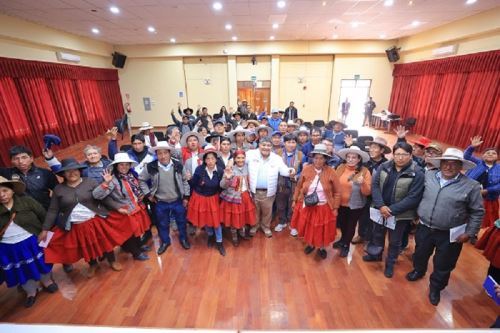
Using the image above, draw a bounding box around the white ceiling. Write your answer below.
[0,0,498,45]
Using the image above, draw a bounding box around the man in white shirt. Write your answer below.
[246,137,295,237]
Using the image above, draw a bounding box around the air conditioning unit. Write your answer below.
[56,51,81,63]
[432,45,458,57]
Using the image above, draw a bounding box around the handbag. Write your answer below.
[304,173,321,207]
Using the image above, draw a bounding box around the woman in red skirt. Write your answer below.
[39,158,135,278]
[92,152,151,261]
[291,144,341,259]
[220,149,255,246]
[187,144,226,256]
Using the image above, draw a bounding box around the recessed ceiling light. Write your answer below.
[379,34,386,39]
[272,23,279,29]
[269,36,275,40]
[277,1,286,9]
[322,1,327,6]
[408,0,414,6]
[383,0,394,6]
[332,34,338,39]
[411,20,420,27]
[170,38,176,43]
[212,2,223,10]
[91,28,100,34]
[225,23,232,30]
[232,36,238,41]
[148,26,156,33]
[109,6,120,14]
[465,0,477,4]
[351,21,359,28]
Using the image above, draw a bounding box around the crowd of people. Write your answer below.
[0,101,498,325]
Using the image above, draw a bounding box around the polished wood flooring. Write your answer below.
[0,127,497,329]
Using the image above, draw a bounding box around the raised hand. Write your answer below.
[108,126,118,140]
[224,167,233,179]
[470,135,483,148]
[344,134,354,147]
[171,108,175,115]
[102,169,113,184]
[394,125,409,139]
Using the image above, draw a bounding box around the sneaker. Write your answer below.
[249,227,258,237]
[264,230,273,238]
[274,223,287,232]
[290,228,298,237]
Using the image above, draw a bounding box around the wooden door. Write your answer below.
[237,86,270,114]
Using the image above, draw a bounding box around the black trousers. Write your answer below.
[371,219,410,265]
[412,224,463,291]
[357,202,373,241]
[338,206,364,245]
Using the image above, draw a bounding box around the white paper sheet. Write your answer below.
[449,223,467,243]
[38,231,54,248]
[370,208,396,230]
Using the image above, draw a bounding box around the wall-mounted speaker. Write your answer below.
[112,52,127,68]
[385,47,400,63]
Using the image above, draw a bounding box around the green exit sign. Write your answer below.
[354,74,360,80]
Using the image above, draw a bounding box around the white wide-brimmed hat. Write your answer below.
[308,143,332,158]
[199,144,220,159]
[150,141,174,153]
[139,122,154,131]
[336,146,370,163]
[227,126,250,142]
[108,153,138,169]
[287,120,299,128]
[180,131,204,147]
[427,148,476,170]
[256,125,273,136]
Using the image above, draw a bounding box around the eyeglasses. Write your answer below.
[393,153,411,158]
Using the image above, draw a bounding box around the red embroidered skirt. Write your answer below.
[476,226,500,268]
[130,207,152,237]
[482,199,499,229]
[187,191,221,228]
[221,192,256,229]
[290,202,337,247]
[44,213,134,264]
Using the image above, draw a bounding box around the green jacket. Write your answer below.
[0,195,46,239]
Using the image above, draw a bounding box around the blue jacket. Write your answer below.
[268,117,282,132]
[323,130,345,152]
[464,145,500,201]
[190,164,224,197]
[301,141,315,157]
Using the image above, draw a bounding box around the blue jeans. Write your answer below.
[206,226,223,242]
[154,200,187,245]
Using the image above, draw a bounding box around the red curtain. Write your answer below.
[0,57,123,166]
[388,50,500,149]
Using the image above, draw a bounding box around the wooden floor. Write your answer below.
[0,127,497,329]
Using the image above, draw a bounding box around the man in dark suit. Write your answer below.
[284,101,298,122]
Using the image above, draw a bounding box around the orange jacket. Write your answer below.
[293,164,341,210]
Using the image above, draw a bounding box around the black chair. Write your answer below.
[119,144,132,152]
[356,136,373,151]
[313,120,325,128]
[344,129,358,138]
[405,117,416,130]
[303,122,313,130]
[154,131,165,141]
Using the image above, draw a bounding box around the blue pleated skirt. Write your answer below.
[0,235,53,288]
